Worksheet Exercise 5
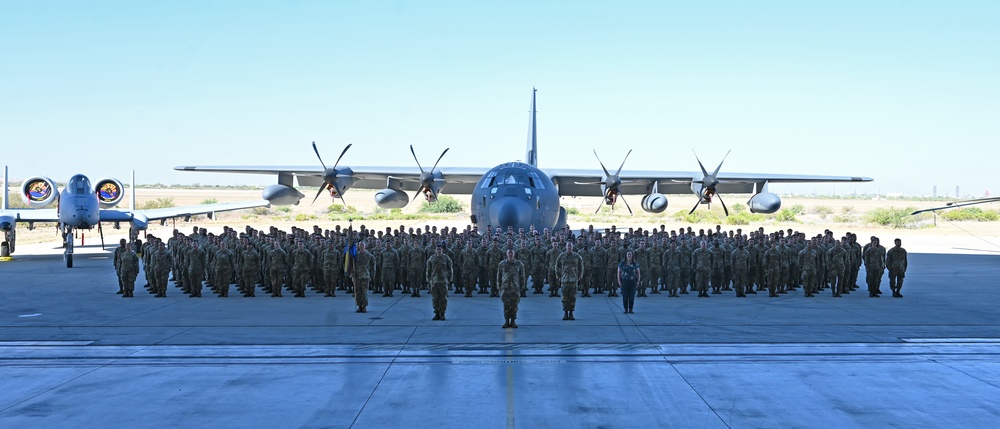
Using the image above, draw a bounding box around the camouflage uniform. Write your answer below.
[291,245,313,297]
[119,247,140,297]
[556,249,584,319]
[731,245,750,297]
[150,245,172,297]
[497,256,526,328]
[268,246,288,297]
[213,247,234,297]
[186,245,207,297]
[380,244,399,297]
[408,245,427,297]
[425,250,454,320]
[352,247,376,311]
[886,241,907,297]
[460,244,479,297]
[242,246,260,297]
[692,243,712,297]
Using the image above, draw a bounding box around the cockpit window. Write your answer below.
[69,175,91,194]
[481,171,497,188]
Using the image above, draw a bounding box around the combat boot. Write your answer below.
[520,290,526,297]
[562,311,569,320]
[439,313,446,321]
[433,312,440,320]
[568,311,575,320]
[503,319,511,329]
[581,290,591,297]
[412,290,421,297]
[510,319,518,329]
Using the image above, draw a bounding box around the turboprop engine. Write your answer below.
[94,178,125,208]
[21,176,57,208]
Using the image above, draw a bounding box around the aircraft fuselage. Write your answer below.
[470,162,563,233]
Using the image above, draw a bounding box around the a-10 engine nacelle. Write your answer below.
[748,192,781,214]
[262,184,305,206]
[21,176,57,208]
[640,193,668,214]
[94,178,125,209]
[374,188,410,209]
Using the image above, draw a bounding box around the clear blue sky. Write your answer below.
[2,1,997,197]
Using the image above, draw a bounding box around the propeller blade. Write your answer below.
[574,181,604,185]
[312,141,328,170]
[310,185,326,205]
[712,150,731,178]
[621,195,633,216]
[332,182,348,207]
[717,193,729,216]
[410,145,425,173]
[614,149,633,177]
[688,198,701,215]
[693,149,709,177]
[331,143,353,170]
[593,150,612,178]
[430,148,450,172]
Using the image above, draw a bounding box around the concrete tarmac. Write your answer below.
[2,242,1000,428]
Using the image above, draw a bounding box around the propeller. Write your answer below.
[576,149,633,215]
[310,141,354,206]
[688,150,731,216]
[411,145,449,202]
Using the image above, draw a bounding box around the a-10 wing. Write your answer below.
[3,201,269,224]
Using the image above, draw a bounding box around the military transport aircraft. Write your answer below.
[176,89,873,233]
[1,167,268,267]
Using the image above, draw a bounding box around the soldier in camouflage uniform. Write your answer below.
[886,238,907,298]
[556,242,584,320]
[113,238,127,295]
[710,240,727,294]
[546,240,561,297]
[590,238,606,295]
[150,241,171,298]
[530,237,547,294]
[186,241,207,297]
[486,240,504,297]
[425,244,454,320]
[408,241,426,297]
[380,240,399,297]
[763,242,781,297]
[497,248,526,328]
[268,241,287,297]
[692,240,712,298]
[798,240,820,297]
[352,241,375,312]
[321,241,340,297]
[731,241,750,297]
[826,240,847,297]
[118,243,140,298]
[213,242,234,297]
[460,240,479,297]
[241,242,260,297]
[291,240,313,298]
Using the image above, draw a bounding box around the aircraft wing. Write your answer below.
[99,200,271,223]
[174,165,492,195]
[911,197,1000,215]
[3,209,59,223]
[546,168,873,197]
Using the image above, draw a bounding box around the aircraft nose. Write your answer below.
[489,197,531,231]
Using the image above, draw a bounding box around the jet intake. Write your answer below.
[21,176,57,208]
[94,178,125,208]
[262,184,305,206]
[640,193,668,213]
[748,192,781,214]
[130,213,149,231]
[374,188,409,209]
[0,214,14,231]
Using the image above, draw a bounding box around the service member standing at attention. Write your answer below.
[426,243,454,320]
[118,244,140,298]
[352,241,375,313]
[617,250,639,313]
[556,242,584,320]
[497,248,526,328]
[885,238,908,298]
[113,238,128,295]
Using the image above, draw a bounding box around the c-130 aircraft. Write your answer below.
[0,168,268,267]
[176,89,873,233]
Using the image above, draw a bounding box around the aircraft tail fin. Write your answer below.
[130,170,136,210]
[2,165,8,210]
[525,87,537,167]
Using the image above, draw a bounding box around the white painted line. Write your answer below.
[902,338,1000,343]
[17,313,42,318]
[0,341,95,346]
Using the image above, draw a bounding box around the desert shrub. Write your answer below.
[200,198,218,205]
[789,204,806,215]
[139,197,175,210]
[940,208,1000,222]
[565,207,581,215]
[275,206,292,213]
[842,206,855,214]
[773,208,799,222]
[672,209,724,224]
[813,205,833,219]
[725,211,766,225]
[420,195,464,213]
[295,213,318,222]
[863,207,919,228]
[730,203,747,213]
[832,214,855,223]
[328,204,357,214]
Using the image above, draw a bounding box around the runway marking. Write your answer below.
[903,338,1000,343]
[505,328,515,429]
[18,313,42,318]
[0,341,93,346]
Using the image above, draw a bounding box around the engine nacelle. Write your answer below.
[640,193,669,213]
[21,176,57,208]
[748,192,781,214]
[262,184,305,206]
[94,178,125,209]
[374,188,409,209]
[0,214,14,232]
[130,213,149,231]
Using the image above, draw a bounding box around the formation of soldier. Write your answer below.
[118,223,909,325]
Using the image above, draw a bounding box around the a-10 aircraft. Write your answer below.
[0,167,268,267]
[176,89,873,233]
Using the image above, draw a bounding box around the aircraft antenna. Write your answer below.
[130,169,136,210]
